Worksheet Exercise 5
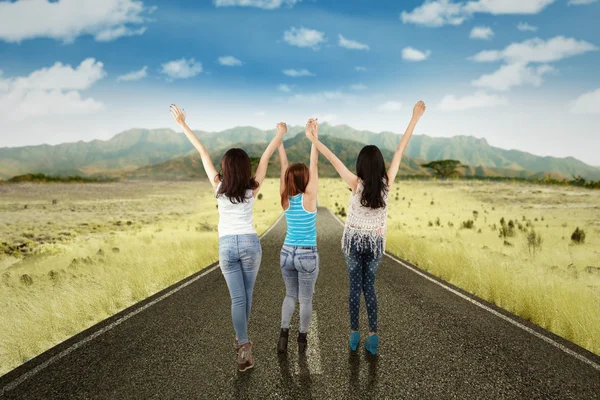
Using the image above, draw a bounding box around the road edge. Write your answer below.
[325,208,600,372]
[0,214,285,396]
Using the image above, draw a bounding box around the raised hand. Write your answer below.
[276,122,287,136]
[412,101,426,121]
[310,118,319,138]
[305,118,319,143]
[170,104,186,126]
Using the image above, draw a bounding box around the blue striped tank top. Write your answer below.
[284,194,317,247]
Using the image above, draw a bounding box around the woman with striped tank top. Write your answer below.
[306,101,426,355]
[276,118,319,354]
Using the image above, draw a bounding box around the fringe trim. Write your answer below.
[342,229,385,259]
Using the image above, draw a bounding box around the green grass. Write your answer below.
[320,178,600,356]
[0,180,282,375]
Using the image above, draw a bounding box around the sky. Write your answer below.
[0,0,599,165]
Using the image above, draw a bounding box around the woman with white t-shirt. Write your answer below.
[170,105,286,372]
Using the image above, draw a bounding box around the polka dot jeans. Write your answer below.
[344,237,383,333]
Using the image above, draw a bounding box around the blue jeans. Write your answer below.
[344,236,383,333]
[280,245,319,333]
[219,234,262,345]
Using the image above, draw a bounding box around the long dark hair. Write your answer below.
[281,163,309,208]
[217,148,259,204]
[356,145,389,209]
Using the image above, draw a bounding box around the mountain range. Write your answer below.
[1,124,599,180]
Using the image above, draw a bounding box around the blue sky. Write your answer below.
[0,0,599,165]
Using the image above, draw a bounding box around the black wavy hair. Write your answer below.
[356,145,389,209]
[217,148,259,204]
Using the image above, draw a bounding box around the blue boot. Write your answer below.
[365,333,379,355]
[349,332,360,351]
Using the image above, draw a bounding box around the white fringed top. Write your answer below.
[342,181,388,257]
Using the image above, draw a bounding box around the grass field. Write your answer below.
[2,178,599,375]
[0,180,282,375]
[321,178,600,356]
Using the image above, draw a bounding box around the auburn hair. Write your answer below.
[217,148,259,204]
[356,145,389,209]
[281,163,310,208]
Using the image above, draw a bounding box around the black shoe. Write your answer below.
[298,332,308,354]
[278,328,289,354]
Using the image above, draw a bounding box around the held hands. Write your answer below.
[276,122,287,136]
[170,104,186,127]
[412,101,426,121]
[305,118,319,143]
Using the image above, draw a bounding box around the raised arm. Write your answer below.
[254,122,287,197]
[278,141,289,196]
[306,129,359,193]
[387,101,426,185]
[170,104,220,188]
[305,118,319,197]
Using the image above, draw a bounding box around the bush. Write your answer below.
[461,220,474,229]
[498,218,516,239]
[20,274,33,286]
[257,193,263,200]
[571,227,586,244]
[526,229,543,256]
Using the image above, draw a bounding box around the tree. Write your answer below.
[421,160,464,178]
[571,175,586,186]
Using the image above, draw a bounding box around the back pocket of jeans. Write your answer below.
[297,254,318,274]
[280,251,289,269]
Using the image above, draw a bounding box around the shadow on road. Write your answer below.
[348,349,380,398]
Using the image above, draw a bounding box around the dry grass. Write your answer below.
[0,180,282,375]
[320,178,600,356]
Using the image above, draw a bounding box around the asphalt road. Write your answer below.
[1,208,599,399]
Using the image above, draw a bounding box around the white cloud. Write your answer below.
[472,63,555,91]
[470,36,597,64]
[378,101,403,112]
[400,0,466,27]
[0,0,151,43]
[350,84,368,91]
[282,69,314,77]
[255,111,267,116]
[338,34,370,50]
[95,26,147,42]
[517,22,538,31]
[4,58,106,91]
[567,0,598,5]
[290,91,354,103]
[117,66,148,82]
[214,0,301,9]
[0,58,105,120]
[401,0,555,27]
[469,37,596,92]
[470,26,494,40]
[218,56,243,66]
[355,66,368,72]
[402,47,431,61]
[570,88,600,114]
[278,84,293,92]
[161,58,203,79]
[283,27,326,49]
[438,91,508,110]
[463,0,556,14]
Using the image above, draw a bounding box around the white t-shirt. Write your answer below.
[216,183,257,237]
